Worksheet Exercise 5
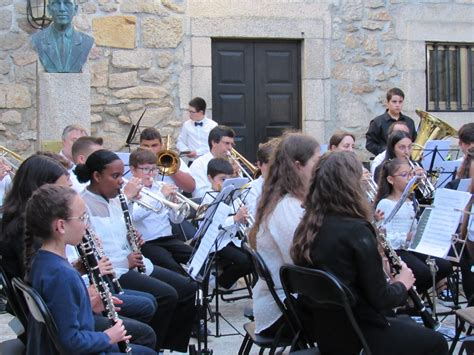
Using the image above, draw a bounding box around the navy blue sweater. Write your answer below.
[27,250,114,355]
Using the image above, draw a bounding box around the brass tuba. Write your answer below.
[0,145,24,177]
[411,110,458,162]
[156,135,181,176]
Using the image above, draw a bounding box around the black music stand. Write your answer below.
[125,109,146,151]
[418,140,460,187]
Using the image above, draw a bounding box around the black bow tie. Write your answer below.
[194,122,203,127]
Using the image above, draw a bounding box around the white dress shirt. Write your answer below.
[371,150,386,174]
[131,182,181,242]
[189,152,214,198]
[176,117,217,158]
[81,189,154,278]
[0,174,12,206]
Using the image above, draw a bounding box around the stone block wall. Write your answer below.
[0,0,472,159]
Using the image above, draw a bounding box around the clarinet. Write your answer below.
[83,228,124,294]
[77,235,132,353]
[118,193,146,274]
[377,227,439,330]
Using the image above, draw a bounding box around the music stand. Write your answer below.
[418,140,461,188]
[124,109,146,151]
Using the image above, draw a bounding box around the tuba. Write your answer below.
[156,135,181,176]
[0,145,24,177]
[411,110,458,162]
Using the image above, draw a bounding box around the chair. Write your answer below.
[238,244,297,355]
[11,277,65,354]
[449,306,474,354]
[280,264,372,355]
[0,267,27,336]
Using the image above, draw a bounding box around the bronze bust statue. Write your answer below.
[31,0,94,73]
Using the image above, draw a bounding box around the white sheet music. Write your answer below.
[188,202,231,279]
[409,188,471,258]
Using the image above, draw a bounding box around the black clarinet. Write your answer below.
[118,193,146,274]
[83,228,124,294]
[77,235,132,353]
[377,227,439,330]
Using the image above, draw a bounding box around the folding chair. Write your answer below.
[12,277,65,354]
[238,244,297,355]
[280,264,372,355]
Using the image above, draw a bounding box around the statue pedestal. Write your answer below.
[36,62,91,150]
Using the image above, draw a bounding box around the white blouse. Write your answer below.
[376,198,417,250]
[81,189,153,278]
[253,195,304,333]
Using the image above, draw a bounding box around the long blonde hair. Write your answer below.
[248,132,320,249]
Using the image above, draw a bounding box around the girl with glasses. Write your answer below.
[374,158,453,297]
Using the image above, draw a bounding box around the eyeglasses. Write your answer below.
[136,167,158,174]
[392,171,414,179]
[68,212,89,225]
[188,110,198,114]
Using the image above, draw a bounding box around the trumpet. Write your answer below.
[123,177,191,222]
[227,148,259,180]
[406,157,435,202]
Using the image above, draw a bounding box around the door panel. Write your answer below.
[212,40,301,161]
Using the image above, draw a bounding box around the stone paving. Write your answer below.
[0,289,465,354]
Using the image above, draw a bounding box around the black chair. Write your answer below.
[11,277,65,354]
[238,244,298,355]
[280,264,372,355]
[0,267,28,331]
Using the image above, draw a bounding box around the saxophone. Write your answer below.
[377,226,439,330]
[82,228,124,294]
[118,193,146,274]
[77,234,132,353]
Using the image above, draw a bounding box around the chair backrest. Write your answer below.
[242,243,297,335]
[0,267,28,330]
[11,277,64,354]
[280,264,372,355]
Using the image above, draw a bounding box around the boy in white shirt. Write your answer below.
[199,158,252,290]
[129,149,193,274]
[176,97,217,162]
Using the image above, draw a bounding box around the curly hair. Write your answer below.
[248,132,320,249]
[291,151,371,265]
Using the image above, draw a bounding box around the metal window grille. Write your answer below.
[426,42,474,112]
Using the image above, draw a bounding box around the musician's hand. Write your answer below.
[161,183,178,199]
[234,206,249,224]
[127,252,144,269]
[98,256,114,276]
[111,296,123,312]
[186,151,197,158]
[124,177,143,201]
[374,209,384,222]
[71,259,87,275]
[135,231,145,247]
[393,261,416,290]
[88,285,105,314]
[413,166,425,177]
[104,319,132,345]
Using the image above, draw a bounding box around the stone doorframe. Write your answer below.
[179,15,332,144]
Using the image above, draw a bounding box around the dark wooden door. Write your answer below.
[212,40,301,161]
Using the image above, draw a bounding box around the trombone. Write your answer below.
[226,148,259,180]
[156,135,181,176]
[0,145,24,177]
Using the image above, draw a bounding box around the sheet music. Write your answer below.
[188,202,231,279]
[458,178,471,192]
[409,188,471,258]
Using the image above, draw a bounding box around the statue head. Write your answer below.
[47,0,78,28]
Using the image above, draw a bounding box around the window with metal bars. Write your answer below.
[426,43,473,112]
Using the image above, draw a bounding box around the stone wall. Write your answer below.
[0,0,472,159]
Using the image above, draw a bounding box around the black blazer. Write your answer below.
[307,215,407,327]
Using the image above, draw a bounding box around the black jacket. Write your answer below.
[366,111,417,155]
[307,215,407,325]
